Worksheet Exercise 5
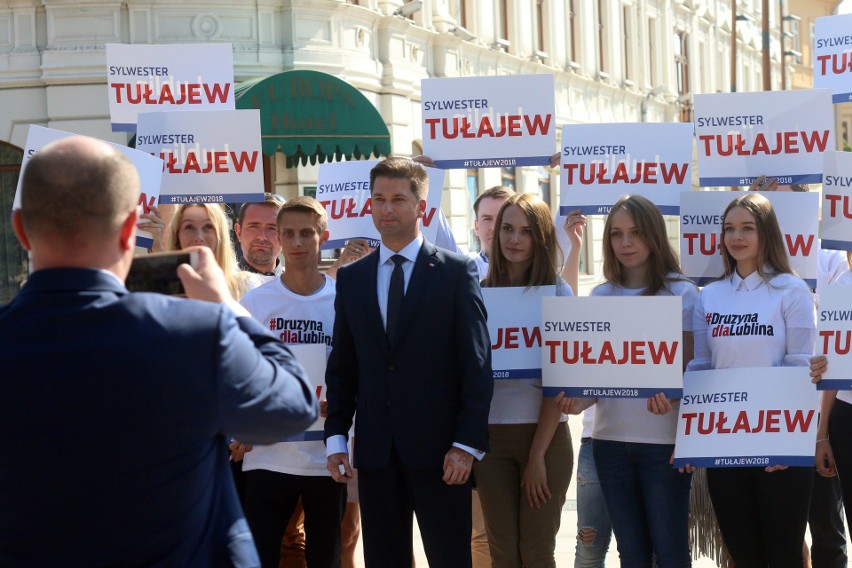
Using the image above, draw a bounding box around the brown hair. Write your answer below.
[602,194,685,295]
[369,157,428,201]
[237,193,284,225]
[473,186,516,217]
[483,193,562,288]
[277,196,328,234]
[720,192,793,280]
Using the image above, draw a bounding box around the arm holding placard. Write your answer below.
[560,209,586,296]
[326,239,372,280]
[553,391,595,415]
[810,355,839,478]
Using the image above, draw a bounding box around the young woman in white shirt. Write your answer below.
[557,194,697,568]
[474,192,573,568]
[687,192,817,567]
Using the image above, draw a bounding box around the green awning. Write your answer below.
[235,70,391,167]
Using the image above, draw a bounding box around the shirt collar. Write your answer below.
[379,234,423,266]
[731,267,770,292]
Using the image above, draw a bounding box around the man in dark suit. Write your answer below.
[0,136,317,567]
[324,157,492,567]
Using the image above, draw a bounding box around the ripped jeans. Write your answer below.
[575,438,613,568]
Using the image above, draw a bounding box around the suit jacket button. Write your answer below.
[388,365,394,371]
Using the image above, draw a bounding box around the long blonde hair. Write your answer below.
[165,203,250,299]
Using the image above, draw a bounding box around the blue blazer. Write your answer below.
[0,268,317,567]
[324,240,493,470]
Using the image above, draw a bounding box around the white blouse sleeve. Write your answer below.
[685,289,711,372]
[781,283,817,368]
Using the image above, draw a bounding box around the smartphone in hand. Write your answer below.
[125,251,198,296]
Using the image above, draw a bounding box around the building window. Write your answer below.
[0,141,25,304]
[674,31,691,122]
[568,0,578,64]
[537,167,551,207]
[790,18,802,64]
[622,4,633,83]
[467,169,480,251]
[596,0,608,74]
[497,0,509,46]
[536,0,546,54]
[501,166,516,189]
[647,17,657,87]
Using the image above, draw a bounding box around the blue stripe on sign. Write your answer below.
[817,379,852,391]
[700,174,823,187]
[833,93,852,104]
[493,368,541,379]
[672,455,813,468]
[112,122,136,132]
[159,193,266,205]
[561,204,679,216]
[542,387,682,398]
[821,239,852,252]
[434,155,551,169]
[135,235,153,249]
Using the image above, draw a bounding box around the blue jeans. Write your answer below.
[593,439,691,568]
[575,438,613,568]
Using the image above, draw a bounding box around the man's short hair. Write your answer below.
[238,193,284,225]
[473,186,516,217]
[20,137,139,242]
[369,157,428,201]
[276,196,328,234]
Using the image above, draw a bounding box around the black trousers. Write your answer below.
[829,399,852,553]
[808,469,847,568]
[707,466,813,568]
[358,448,473,568]
[245,469,346,568]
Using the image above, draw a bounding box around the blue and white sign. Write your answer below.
[679,191,819,288]
[822,151,852,251]
[542,296,684,398]
[673,367,819,468]
[816,284,852,390]
[421,74,555,169]
[136,109,263,205]
[482,286,554,380]
[107,43,235,131]
[14,125,164,249]
[315,160,444,249]
[559,122,693,216]
[694,90,834,186]
[814,14,852,103]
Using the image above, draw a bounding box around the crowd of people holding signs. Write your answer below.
[6,9,852,568]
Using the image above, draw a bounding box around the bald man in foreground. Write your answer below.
[0,137,317,567]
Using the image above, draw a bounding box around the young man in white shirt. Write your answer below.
[239,196,346,568]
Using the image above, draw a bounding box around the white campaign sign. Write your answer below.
[284,343,328,442]
[315,161,444,249]
[673,367,819,468]
[559,122,693,216]
[821,151,852,251]
[482,286,555,380]
[814,14,852,104]
[13,125,164,249]
[136,110,264,204]
[679,191,819,287]
[816,284,852,391]
[541,296,684,398]
[693,90,834,187]
[106,43,234,131]
[421,74,555,169]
